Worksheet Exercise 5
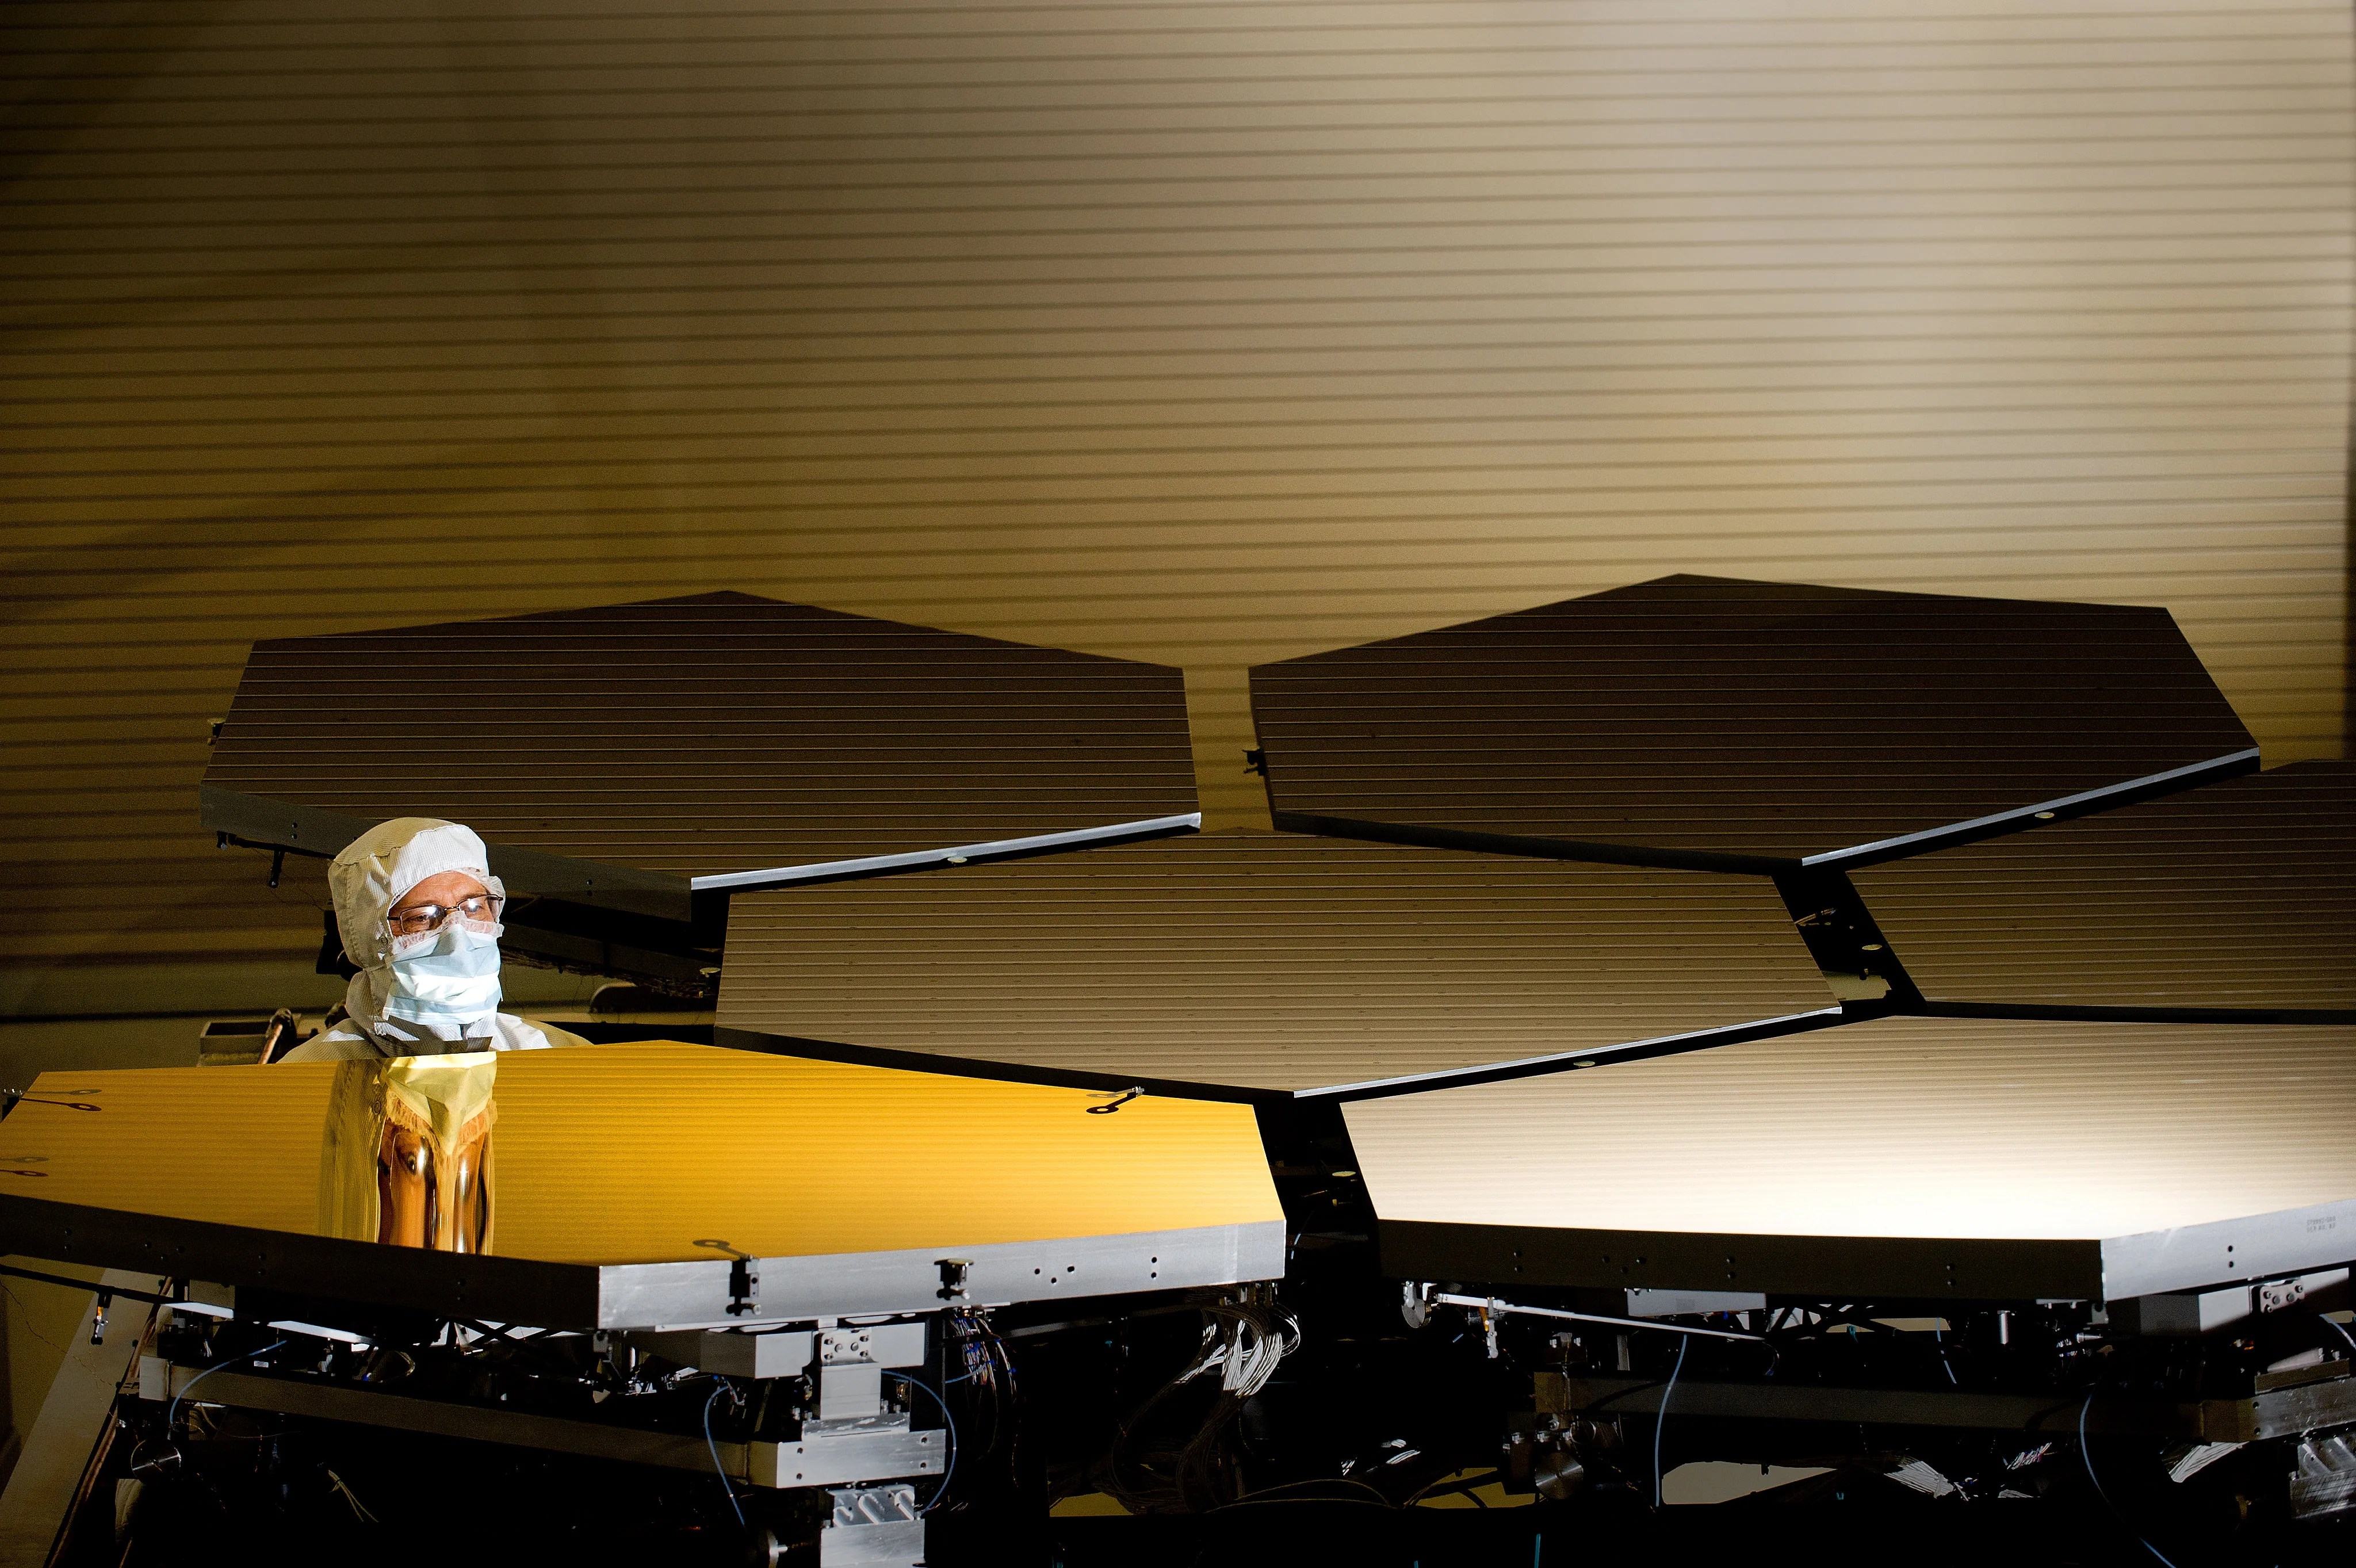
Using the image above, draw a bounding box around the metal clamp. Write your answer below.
[1429,1291,1764,1343]
[694,1239,761,1317]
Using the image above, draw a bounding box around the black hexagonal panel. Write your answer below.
[202,592,1197,920]
[1249,575,2255,870]
[717,830,1834,1097]
[1852,759,2354,1016]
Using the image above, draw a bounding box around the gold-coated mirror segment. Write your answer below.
[720,831,1834,1092]
[1850,759,2356,1012]
[1247,575,2256,865]
[1345,1016,2356,1244]
[1343,1017,2356,1301]
[201,592,1198,880]
[0,1042,1280,1267]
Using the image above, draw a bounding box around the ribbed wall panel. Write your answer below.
[2,1,2348,984]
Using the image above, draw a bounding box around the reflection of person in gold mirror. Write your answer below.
[278,817,589,1061]
[319,1056,498,1253]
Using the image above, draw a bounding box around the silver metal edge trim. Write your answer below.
[1299,1006,1851,1100]
[592,1219,1286,1331]
[1799,747,2263,869]
[2102,1195,2356,1302]
[198,785,695,919]
[688,813,1204,892]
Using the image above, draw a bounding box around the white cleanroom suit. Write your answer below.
[276,817,590,1062]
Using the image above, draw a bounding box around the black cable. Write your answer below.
[1404,1468,1500,1508]
[702,1380,745,1530]
[167,1339,290,1437]
[992,1328,1027,1499]
[1100,1301,1284,1514]
[1651,1334,1690,1510]
[898,1374,959,1515]
[1220,1475,1396,1509]
[1577,1375,1673,1417]
[1208,1494,1393,1514]
[2077,1391,2181,1568]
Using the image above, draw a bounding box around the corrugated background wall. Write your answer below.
[3,0,2351,1011]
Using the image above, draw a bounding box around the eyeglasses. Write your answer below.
[385,894,504,939]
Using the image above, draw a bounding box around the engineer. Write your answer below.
[277,817,591,1062]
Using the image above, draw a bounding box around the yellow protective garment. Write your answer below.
[319,1053,499,1253]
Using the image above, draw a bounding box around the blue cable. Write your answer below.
[2078,1393,2181,1568]
[897,1372,959,1515]
[704,1380,747,1529]
[1651,1334,1690,1510]
[167,1339,288,1437]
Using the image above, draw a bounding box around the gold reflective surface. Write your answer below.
[0,1042,1280,1266]
[322,1056,499,1253]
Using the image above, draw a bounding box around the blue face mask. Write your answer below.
[383,921,503,1029]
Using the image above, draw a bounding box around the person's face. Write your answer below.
[385,870,498,941]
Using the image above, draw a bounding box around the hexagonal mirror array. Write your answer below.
[143,576,2349,1292]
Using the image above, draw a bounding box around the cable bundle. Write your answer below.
[1100,1295,1302,1512]
[1176,1299,1300,1398]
